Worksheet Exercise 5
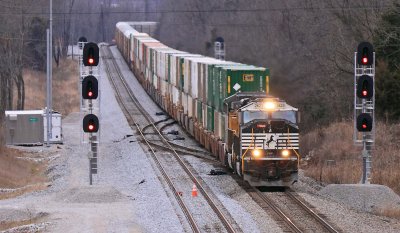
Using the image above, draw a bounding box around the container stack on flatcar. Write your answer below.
[115,22,300,186]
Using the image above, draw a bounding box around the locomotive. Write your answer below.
[115,22,300,186]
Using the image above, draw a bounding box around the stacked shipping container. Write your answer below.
[116,22,270,146]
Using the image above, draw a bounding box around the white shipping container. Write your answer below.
[155,48,170,79]
[153,74,158,90]
[133,35,148,59]
[160,79,168,96]
[183,59,190,93]
[129,32,150,60]
[170,54,178,86]
[191,61,199,98]
[170,54,203,89]
[194,98,198,120]
[166,51,188,84]
[158,49,184,81]
[202,103,207,129]
[188,95,193,118]
[187,57,225,99]
[145,68,150,82]
[172,86,180,105]
[146,43,167,73]
[138,38,158,62]
[182,92,188,115]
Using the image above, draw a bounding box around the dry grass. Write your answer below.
[301,121,400,194]
[0,211,47,230]
[375,206,400,219]
[0,59,78,198]
[0,218,41,231]
[0,147,47,199]
[24,59,79,116]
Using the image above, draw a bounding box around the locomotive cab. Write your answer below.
[225,93,300,186]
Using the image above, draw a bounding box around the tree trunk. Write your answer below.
[6,77,13,110]
[15,72,24,110]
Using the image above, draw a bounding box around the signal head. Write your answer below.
[357,42,374,66]
[356,75,373,99]
[356,113,373,132]
[83,42,99,66]
[82,75,98,99]
[83,114,99,133]
[78,36,87,49]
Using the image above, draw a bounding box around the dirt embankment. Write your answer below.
[0,147,48,200]
[301,121,400,218]
[0,59,79,199]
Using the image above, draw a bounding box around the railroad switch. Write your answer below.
[167,130,179,135]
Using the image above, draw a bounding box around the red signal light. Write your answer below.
[362,57,368,64]
[362,123,367,129]
[88,91,93,97]
[362,90,367,96]
[88,124,95,131]
[89,58,94,64]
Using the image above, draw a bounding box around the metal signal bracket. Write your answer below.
[353,51,375,184]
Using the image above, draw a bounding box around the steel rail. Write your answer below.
[255,189,302,233]
[142,118,170,133]
[101,46,200,233]
[285,189,339,233]
[107,46,237,233]
[147,141,217,162]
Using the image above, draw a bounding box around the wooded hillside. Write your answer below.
[1,0,399,132]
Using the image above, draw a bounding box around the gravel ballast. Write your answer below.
[293,171,400,233]
[319,184,400,213]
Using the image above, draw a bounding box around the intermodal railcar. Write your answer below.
[115,22,300,186]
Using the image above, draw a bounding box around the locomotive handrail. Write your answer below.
[287,127,301,167]
[241,128,255,174]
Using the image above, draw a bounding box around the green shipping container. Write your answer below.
[207,63,241,107]
[197,99,202,122]
[179,57,185,90]
[207,105,214,132]
[214,65,270,112]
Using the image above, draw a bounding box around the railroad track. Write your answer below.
[142,119,215,161]
[232,176,339,233]
[101,45,239,233]
[283,189,339,233]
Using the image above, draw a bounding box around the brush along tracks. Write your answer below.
[101,45,240,233]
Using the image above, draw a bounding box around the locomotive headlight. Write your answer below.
[252,149,261,157]
[263,101,276,110]
[281,149,290,157]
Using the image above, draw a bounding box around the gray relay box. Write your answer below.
[5,110,62,145]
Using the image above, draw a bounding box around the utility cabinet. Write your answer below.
[5,110,63,145]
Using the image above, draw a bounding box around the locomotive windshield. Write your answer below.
[272,111,296,124]
[242,110,297,124]
[243,111,268,123]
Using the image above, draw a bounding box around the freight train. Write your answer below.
[115,22,300,186]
